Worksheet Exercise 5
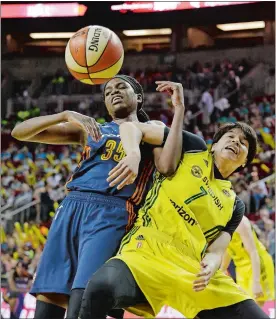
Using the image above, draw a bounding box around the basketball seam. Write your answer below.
[68,67,89,77]
[68,68,112,82]
[69,38,87,68]
[88,53,123,78]
[84,27,93,84]
[87,32,112,68]
[68,68,90,76]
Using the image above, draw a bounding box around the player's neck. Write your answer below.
[112,113,139,125]
[213,155,234,179]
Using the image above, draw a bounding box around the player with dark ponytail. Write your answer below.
[103,74,150,123]
[12,75,167,319]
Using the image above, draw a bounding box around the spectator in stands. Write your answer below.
[259,96,272,116]
[199,85,214,127]
[256,208,273,232]
[51,69,65,95]
[264,68,275,96]
[13,184,33,209]
[3,261,33,319]
[226,70,240,108]
[39,183,54,222]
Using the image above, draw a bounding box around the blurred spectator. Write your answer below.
[39,183,55,223]
[199,85,214,127]
[256,208,273,232]
[3,261,33,319]
[264,68,275,96]
[226,70,240,108]
[51,69,66,95]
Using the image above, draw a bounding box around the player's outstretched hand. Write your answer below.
[193,252,221,292]
[155,81,184,110]
[64,110,101,142]
[107,153,141,190]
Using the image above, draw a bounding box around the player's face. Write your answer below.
[104,78,140,118]
[212,128,249,167]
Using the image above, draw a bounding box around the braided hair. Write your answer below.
[103,75,150,122]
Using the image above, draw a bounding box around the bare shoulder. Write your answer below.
[147,120,166,127]
[236,216,251,234]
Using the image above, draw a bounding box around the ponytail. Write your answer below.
[137,108,150,123]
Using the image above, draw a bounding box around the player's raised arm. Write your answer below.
[131,82,185,176]
[153,81,184,175]
[11,110,101,146]
[112,81,184,181]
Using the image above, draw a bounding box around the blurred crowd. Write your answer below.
[1,56,275,318]
[1,143,82,218]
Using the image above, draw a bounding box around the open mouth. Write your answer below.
[112,96,123,104]
[225,146,238,155]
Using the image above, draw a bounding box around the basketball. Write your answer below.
[65,25,124,85]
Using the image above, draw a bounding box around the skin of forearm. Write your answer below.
[156,107,184,174]
[249,250,261,282]
[11,112,67,140]
[206,232,231,267]
[119,123,142,158]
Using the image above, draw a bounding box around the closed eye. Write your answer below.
[118,84,127,89]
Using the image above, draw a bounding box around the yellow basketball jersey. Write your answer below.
[228,227,267,268]
[135,150,235,243]
[227,227,275,302]
[115,150,250,318]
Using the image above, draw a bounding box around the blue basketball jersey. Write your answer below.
[66,121,154,212]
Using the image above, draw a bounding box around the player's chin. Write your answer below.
[220,150,240,162]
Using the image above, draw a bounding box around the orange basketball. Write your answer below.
[65,25,124,85]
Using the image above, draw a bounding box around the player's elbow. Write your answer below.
[155,162,177,177]
[11,128,23,140]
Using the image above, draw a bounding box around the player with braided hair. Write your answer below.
[12,75,176,319]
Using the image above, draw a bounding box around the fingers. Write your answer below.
[108,162,123,178]
[193,282,209,292]
[193,276,210,291]
[108,160,137,189]
[193,266,211,292]
[83,123,95,141]
[107,162,125,184]
[156,85,174,96]
[196,269,211,277]
[80,118,101,142]
[156,83,172,92]
[93,119,102,141]
[89,118,101,142]
[156,81,182,96]
[156,81,171,85]
[108,167,131,188]
[117,173,137,190]
[88,118,101,142]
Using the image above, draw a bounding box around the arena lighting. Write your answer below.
[30,32,75,39]
[217,21,265,31]
[111,1,256,13]
[123,29,172,36]
[25,41,68,46]
[1,3,87,19]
